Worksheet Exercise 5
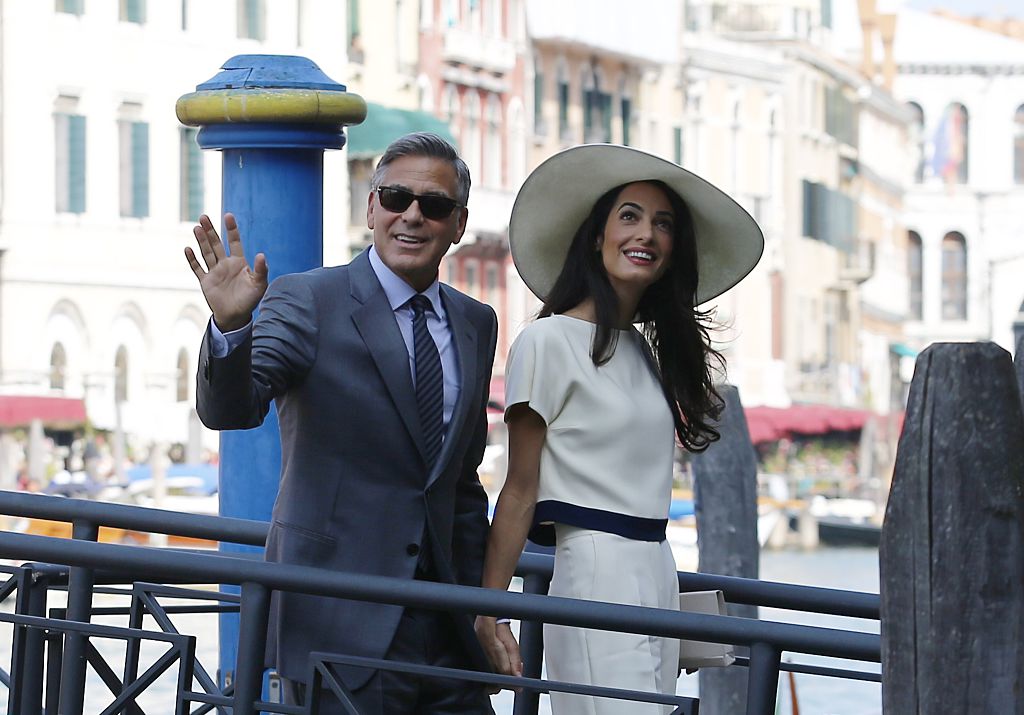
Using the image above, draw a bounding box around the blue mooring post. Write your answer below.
[176,54,366,699]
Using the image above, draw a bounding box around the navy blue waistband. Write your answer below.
[529,501,668,547]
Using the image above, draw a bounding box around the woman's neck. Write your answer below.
[564,297,638,329]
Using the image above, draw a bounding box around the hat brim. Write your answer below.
[508,144,765,305]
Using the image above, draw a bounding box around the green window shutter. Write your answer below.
[801,179,813,238]
[58,0,84,15]
[131,122,149,218]
[69,115,87,214]
[533,71,544,130]
[184,128,204,222]
[348,0,360,43]
[558,82,569,135]
[123,0,145,23]
[601,93,612,143]
[621,98,631,146]
[673,126,682,165]
[250,0,265,40]
[583,89,592,140]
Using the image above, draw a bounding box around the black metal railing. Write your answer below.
[0,490,881,715]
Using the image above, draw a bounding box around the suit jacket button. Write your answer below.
[406,543,420,557]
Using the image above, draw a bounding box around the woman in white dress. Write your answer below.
[474,145,763,714]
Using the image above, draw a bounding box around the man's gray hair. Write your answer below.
[370,132,471,205]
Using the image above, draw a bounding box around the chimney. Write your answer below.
[857,0,878,81]
[878,13,897,90]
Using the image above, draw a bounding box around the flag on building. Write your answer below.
[930,104,966,184]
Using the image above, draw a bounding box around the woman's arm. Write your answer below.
[475,402,547,677]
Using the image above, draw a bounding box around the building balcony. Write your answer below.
[686,1,818,38]
[442,28,517,75]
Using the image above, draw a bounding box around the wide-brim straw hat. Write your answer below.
[508,144,764,305]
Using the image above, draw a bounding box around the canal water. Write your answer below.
[0,546,879,714]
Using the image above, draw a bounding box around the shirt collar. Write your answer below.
[367,245,444,315]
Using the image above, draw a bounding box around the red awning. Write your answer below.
[0,396,87,429]
[745,404,872,445]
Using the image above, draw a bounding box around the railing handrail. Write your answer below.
[0,489,267,545]
[517,552,880,620]
[0,489,880,619]
[0,529,880,663]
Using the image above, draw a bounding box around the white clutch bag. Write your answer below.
[678,589,736,672]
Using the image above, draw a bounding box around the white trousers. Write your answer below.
[544,525,681,715]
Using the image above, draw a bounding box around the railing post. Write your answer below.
[745,641,781,715]
[17,565,56,714]
[58,518,99,714]
[513,573,549,715]
[232,581,270,715]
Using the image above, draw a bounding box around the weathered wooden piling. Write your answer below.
[1016,333,1023,413]
[880,342,1024,713]
[691,384,760,713]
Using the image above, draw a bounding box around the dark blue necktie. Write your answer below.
[410,295,444,467]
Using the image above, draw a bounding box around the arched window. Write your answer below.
[906,102,925,183]
[176,348,189,402]
[941,231,967,320]
[485,94,502,187]
[114,345,129,403]
[908,231,923,320]
[50,343,67,391]
[1014,104,1024,184]
[934,103,968,184]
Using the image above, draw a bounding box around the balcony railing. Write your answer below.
[443,28,517,74]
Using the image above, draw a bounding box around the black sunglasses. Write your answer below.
[375,186,463,221]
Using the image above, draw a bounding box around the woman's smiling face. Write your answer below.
[598,181,676,300]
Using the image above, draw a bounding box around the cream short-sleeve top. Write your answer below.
[504,314,676,546]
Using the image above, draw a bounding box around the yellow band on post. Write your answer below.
[175,89,368,127]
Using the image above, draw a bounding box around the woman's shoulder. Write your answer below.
[512,315,587,349]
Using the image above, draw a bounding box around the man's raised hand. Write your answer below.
[185,213,269,332]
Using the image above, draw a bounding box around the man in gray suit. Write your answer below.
[185,133,498,714]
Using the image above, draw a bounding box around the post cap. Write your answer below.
[196,54,346,92]
[176,55,367,129]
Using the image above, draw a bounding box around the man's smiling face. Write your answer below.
[367,154,467,292]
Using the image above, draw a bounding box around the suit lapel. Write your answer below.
[428,285,477,487]
[349,253,430,465]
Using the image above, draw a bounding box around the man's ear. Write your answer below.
[451,206,469,246]
[366,190,376,229]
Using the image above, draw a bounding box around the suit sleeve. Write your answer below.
[451,305,498,588]
[196,274,319,430]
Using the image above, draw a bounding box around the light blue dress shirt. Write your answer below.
[209,245,461,431]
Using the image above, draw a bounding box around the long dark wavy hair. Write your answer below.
[539,180,725,451]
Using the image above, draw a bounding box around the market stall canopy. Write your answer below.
[0,395,87,429]
[345,103,457,159]
[745,404,873,445]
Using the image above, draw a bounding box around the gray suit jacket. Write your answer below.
[197,250,498,687]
